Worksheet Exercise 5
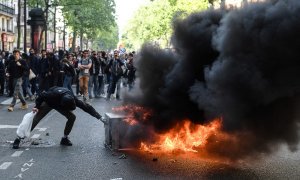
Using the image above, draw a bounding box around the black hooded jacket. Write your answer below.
[35,86,101,119]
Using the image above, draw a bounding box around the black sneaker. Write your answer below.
[60,137,72,146]
[13,138,21,149]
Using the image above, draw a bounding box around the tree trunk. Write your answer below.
[24,0,27,52]
[63,19,66,51]
[72,30,77,52]
[80,30,83,50]
[44,0,49,50]
[17,0,21,49]
[53,6,56,51]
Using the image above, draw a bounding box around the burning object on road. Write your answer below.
[105,0,300,161]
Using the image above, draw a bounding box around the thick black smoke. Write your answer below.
[123,0,300,159]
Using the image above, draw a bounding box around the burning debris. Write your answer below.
[117,0,300,160]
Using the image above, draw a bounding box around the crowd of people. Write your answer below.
[0,48,137,112]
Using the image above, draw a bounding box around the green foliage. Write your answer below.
[27,0,118,50]
[91,25,119,51]
[61,0,116,34]
[123,0,210,50]
[27,0,46,8]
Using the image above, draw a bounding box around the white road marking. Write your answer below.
[0,98,19,105]
[0,125,18,129]
[11,151,23,157]
[0,162,12,170]
[25,148,29,151]
[0,125,46,130]
[31,134,40,139]
[38,128,47,132]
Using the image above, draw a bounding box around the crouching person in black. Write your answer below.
[13,86,103,149]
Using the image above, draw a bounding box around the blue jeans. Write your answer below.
[97,75,104,96]
[107,74,121,95]
[88,75,98,97]
[63,75,74,95]
[11,78,26,106]
[22,76,33,97]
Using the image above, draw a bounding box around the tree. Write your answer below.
[91,25,119,51]
[27,0,116,52]
[123,0,210,50]
[17,0,21,49]
[61,0,116,51]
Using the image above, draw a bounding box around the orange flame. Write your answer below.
[113,105,224,154]
[140,119,222,153]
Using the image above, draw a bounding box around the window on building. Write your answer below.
[7,19,10,32]
[2,18,5,31]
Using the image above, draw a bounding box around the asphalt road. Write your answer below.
[0,95,299,180]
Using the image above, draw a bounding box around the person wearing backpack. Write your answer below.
[78,50,92,103]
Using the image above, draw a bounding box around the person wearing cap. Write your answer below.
[12,86,103,149]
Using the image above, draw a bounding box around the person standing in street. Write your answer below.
[78,50,92,103]
[106,50,124,101]
[12,86,103,149]
[7,50,29,112]
[38,50,50,94]
[88,51,100,99]
[62,57,76,94]
[28,48,39,97]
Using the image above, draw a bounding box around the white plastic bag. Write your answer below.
[29,69,36,80]
[16,112,35,138]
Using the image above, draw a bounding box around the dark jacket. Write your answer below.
[89,56,100,75]
[125,62,136,82]
[28,54,39,75]
[107,58,124,77]
[0,60,5,78]
[38,57,49,78]
[7,57,28,79]
[62,60,75,77]
[35,86,101,119]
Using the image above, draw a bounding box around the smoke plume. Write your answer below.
[123,0,300,159]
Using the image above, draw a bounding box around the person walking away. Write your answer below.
[7,50,29,112]
[12,86,103,149]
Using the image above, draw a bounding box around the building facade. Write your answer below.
[0,0,15,52]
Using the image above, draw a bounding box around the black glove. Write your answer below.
[95,112,101,119]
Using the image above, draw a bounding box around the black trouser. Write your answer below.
[0,77,4,95]
[31,102,76,136]
[107,74,121,95]
[38,77,49,94]
[30,77,38,95]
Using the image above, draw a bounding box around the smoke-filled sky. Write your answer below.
[123,0,300,160]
